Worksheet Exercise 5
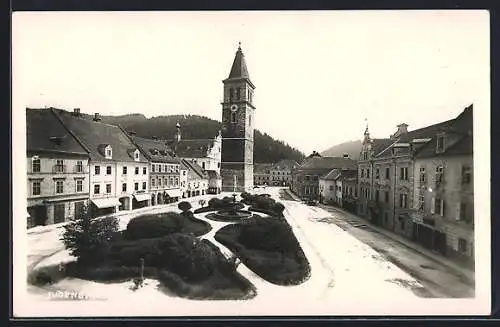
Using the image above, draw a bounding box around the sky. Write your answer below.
[12,10,489,155]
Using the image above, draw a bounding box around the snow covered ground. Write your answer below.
[19,189,441,316]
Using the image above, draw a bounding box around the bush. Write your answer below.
[125,212,183,240]
[207,197,244,210]
[193,206,217,214]
[215,220,310,285]
[272,202,286,217]
[61,204,119,266]
[178,201,192,212]
[109,234,218,282]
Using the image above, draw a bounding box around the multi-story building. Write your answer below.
[269,159,299,186]
[254,163,273,186]
[341,169,359,214]
[357,105,473,244]
[26,108,90,227]
[319,169,339,204]
[180,159,209,197]
[291,154,357,200]
[54,109,150,216]
[129,135,182,205]
[319,168,357,208]
[410,105,474,267]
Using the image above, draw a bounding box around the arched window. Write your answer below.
[231,112,237,123]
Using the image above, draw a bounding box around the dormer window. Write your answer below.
[134,150,140,162]
[436,133,445,153]
[104,145,112,159]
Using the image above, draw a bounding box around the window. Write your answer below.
[249,115,252,126]
[134,182,139,191]
[143,167,147,175]
[419,167,426,183]
[436,134,445,153]
[313,175,319,181]
[94,184,100,194]
[231,112,237,123]
[385,167,390,179]
[95,166,100,175]
[158,164,162,173]
[152,179,155,187]
[159,178,162,186]
[142,182,147,190]
[400,193,408,208]
[366,169,370,178]
[400,167,408,180]
[329,185,334,191]
[32,180,41,195]
[217,163,221,169]
[360,169,364,178]
[123,166,127,175]
[106,184,111,194]
[230,88,234,100]
[106,166,112,175]
[305,175,310,181]
[385,191,389,203]
[459,202,467,221]
[433,198,445,216]
[175,177,179,186]
[55,180,64,194]
[152,164,155,173]
[176,165,180,172]
[32,157,41,173]
[202,162,206,170]
[76,160,83,173]
[134,151,140,161]
[375,190,380,202]
[458,238,468,253]
[236,88,240,99]
[76,180,83,192]
[106,149,112,158]
[135,167,139,175]
[183,171,186,176]
[122,183,127,192]
[375,168,380,179]
[435,165,444,185]
[55,159,64,173]
[462,165,472,184]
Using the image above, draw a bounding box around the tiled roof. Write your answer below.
[296,157,357,171]
[53,108,147,163]
[131,136,179,164]
[181,159,207,179]
[26,109,88,156]
[254,163,274,173]
[272,159,300,170]
[170,139,216,158]
[369,138,395,158]
[321,168,341,181]
[339,169,358,180]
[207,170,222,179]
[227,45,251,81]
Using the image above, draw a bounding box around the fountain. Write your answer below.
[206,180,254,222]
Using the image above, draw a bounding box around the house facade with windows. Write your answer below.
[269,159,299,186]
[319,169,340,205]
[128,135,182,205]
[356,105,473,247]
[54,109,150,216]
[26,108,90,227]
[180,159,209,197]
[254,163,273,185]
[410,105,474,267]
[291,155,357,200]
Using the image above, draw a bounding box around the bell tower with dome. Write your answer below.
[220,43,255,192]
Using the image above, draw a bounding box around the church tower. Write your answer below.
[220,43,255,192]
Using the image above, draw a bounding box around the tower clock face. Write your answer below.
[230,104,238,112]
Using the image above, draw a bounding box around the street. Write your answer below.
[278,189,474,298]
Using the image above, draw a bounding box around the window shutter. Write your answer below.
[430,197,435,214]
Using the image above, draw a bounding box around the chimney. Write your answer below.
[128,131,136,136]
[391,123,409,139]
[343,153,350,159]
[152,136,158,140]
[72,108,81,116]
[93,113,101,122]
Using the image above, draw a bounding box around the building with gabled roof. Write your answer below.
[410,105,474,267]
[180,159,209,197]
[127,135,182,205]
[26,108,90,227]
[269,159,299,186]
[356,104,474,267]
[53,108,151,216]
[290,154,357,200]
